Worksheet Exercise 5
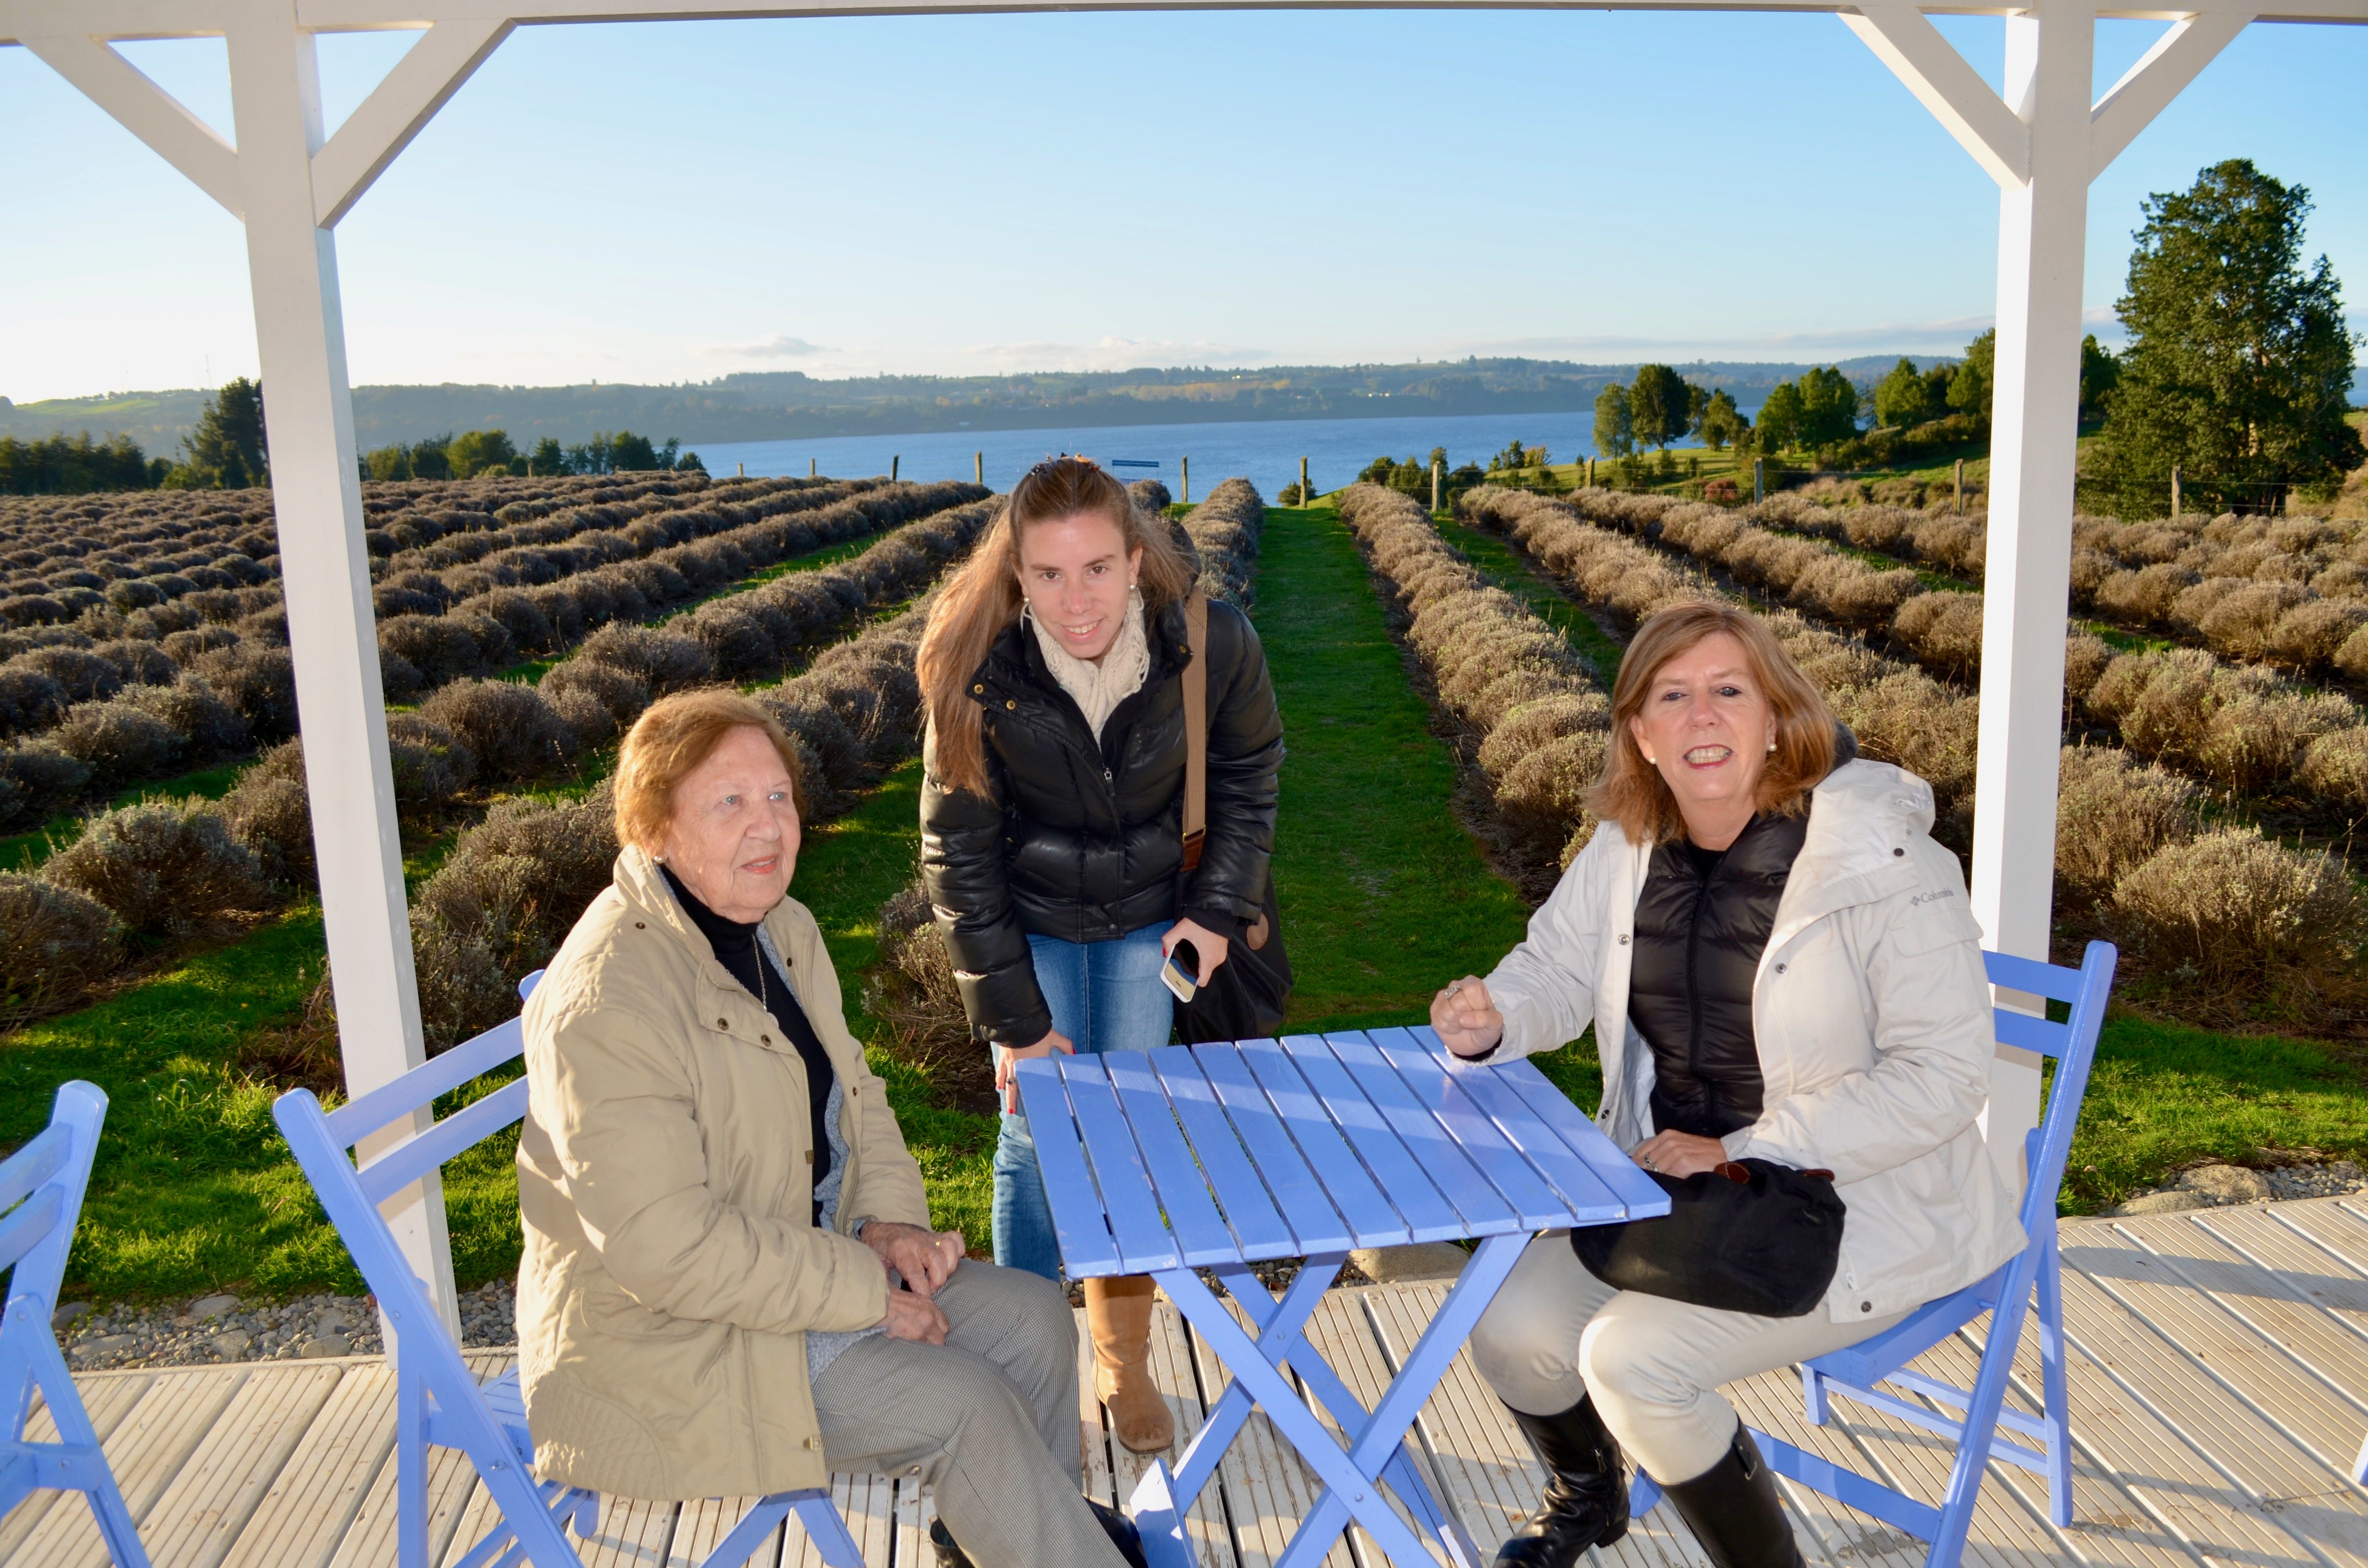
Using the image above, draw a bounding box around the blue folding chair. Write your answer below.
[272,971,861,1568]
[1631,940,2117,1568]
[2,1081,151,1568]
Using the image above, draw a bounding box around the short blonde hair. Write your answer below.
[614,689,807,854]
[1588,601,1838,845]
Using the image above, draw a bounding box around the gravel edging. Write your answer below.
[2102,1160,2364,1216]
[54,1277,517,1372]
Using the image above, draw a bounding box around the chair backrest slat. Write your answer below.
[1983,949,2083,1005]
[0,1124,69,1217]
[1991,1008,2066,1059]
[324,1017,527,1148]
[0,1186,64,1274]
[356,1078,530,1206]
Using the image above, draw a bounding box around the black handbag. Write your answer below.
[1569,1158,1846,1318]
[1172,591,1293,1044]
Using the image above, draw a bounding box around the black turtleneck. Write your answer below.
[662,866,836,1212]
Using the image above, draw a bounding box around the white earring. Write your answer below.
[1645,754,1657,765]
[1766,738,1777,753]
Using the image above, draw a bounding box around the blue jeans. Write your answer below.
[993,925,1174,1279]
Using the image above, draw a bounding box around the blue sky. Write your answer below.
[3,10,2362,402]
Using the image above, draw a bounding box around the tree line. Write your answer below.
[1,375,705,495]
[360,428,704,481]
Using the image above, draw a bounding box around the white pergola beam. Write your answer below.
[311,15,510,225]
[19,30,244,216]
[1842,0,2029,187]
[2087,10,2250,179]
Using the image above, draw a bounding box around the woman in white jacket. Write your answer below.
[1433,601,2023,1568]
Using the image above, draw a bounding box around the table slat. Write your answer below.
[1012,1059,1125,1277]
[1192,1044,1356,1255]
[1277,1034,1467,1245]
[1363,1029,1573,1229]
[1489,1053,1672,1216]
[1406,1028,1633,1223]
[1320,1033,1526,1235]
[1149,1047,1299,1261]
[1237,1039,1412,1250]
[1102,1050,1243,1268]
[1062,1058,1187,1274]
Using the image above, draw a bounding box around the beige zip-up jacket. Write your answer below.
[515,846,933,1499]
[1474,759,2026,1324]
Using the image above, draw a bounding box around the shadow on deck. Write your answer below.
[11,1196,2368,1568]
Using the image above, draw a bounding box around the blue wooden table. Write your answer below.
[1014,1026,1669,1568]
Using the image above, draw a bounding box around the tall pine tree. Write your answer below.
[2095,160,2361,514]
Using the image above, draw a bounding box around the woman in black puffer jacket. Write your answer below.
[916,457,1283,1455]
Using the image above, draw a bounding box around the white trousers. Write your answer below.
[1468,1232,1908,1484]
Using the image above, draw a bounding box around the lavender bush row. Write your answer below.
[1337,484,1611,877]
[0,481,985,829]
[1542,485,2368,820]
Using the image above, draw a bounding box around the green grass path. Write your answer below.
[1258,508,1534,1031]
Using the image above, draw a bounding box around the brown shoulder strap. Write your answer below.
[1182,590,1209,871]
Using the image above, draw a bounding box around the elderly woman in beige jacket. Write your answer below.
[1431,603,2023,1568]
[516,689,1139,1568]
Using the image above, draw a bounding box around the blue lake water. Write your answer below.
[691,409,1689,496]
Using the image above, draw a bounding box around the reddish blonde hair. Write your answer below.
[1587,601,1837,844]
[614,689,807,853]
[916,457,1194,796]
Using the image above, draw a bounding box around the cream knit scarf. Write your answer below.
[1027,588,1150,740]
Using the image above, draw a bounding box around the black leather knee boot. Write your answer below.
[1493,1395,1630,1568]
[1659,1425,1806,1568]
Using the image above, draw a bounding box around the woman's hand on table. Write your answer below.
[1431,976,1505,1059]
[1631,1130,1729,1180]
[995,1031,1074,1115]
[862,1221,965,1297]
[1162,918,1230,981]
[878,1289,950,1345]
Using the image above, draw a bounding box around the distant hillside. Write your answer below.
[2,356,1956,451]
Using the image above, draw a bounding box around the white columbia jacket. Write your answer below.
[1476,758,2026,1324]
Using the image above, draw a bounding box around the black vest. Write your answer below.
[1627,812,1810,1139]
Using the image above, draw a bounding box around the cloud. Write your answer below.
[1449,316,2002,362]
[947,336,1279,373]
[715,334,833,359]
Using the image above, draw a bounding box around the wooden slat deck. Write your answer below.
[14,1197,2368,1568]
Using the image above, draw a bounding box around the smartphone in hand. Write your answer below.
[1160,940,1200,1004]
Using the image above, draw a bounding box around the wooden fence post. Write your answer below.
[1754,458,1765,503]
[891,454,899,481]
[1182,456,1189,505]
[975,450,983,485]
[809,457,816,478]
[2171,466,2182,517]
[1300,456,1309,506]
[1954,458,1964,514]
[1432,458,1443,513]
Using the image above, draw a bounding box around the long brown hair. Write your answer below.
[917,457,1195,796]
[1588,600,1838,844]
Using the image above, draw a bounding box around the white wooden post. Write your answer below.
[224,6,459,1337]
[1968,0,2095,1191]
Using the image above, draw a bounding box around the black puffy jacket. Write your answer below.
[921,596,1284,1046]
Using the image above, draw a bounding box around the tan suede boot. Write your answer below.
[1083,1275,1174,1453]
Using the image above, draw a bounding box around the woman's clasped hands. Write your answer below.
[863,1221,967,1344]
